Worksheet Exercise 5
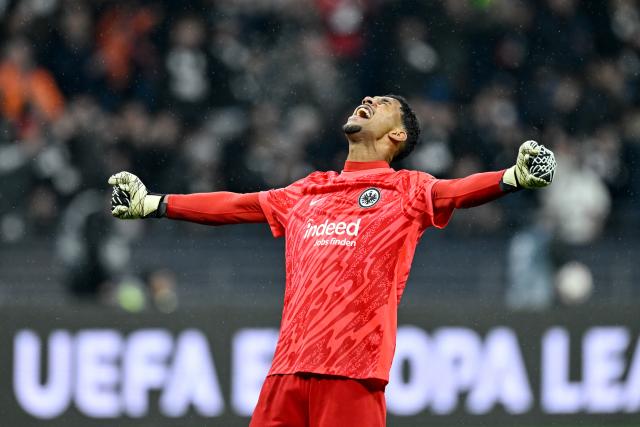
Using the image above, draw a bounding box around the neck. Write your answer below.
[343,160,390,171]
[346,141,392,163]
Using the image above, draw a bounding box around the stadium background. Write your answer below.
[0,0,639,426]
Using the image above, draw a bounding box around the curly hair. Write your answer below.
[386,94,421,162]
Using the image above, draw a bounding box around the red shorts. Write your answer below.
[249,373,386,427]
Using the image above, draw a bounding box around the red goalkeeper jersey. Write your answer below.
[167,160,506,384]
[259,161,450,383]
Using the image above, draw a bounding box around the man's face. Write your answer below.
[343,96,404,140]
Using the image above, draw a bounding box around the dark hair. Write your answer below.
[386,94,420,162]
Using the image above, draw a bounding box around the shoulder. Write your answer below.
[393,169,438,190]
[394,169,436,180]
[288,170,339,188]
[275,170,339,195]
[306,170,339,182]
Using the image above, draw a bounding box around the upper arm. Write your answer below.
[402,171,452,229]
[258,178,307,238]
[403,170,492,230]
[430,170,506,225]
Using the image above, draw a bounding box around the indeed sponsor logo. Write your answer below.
[303,219,361,239]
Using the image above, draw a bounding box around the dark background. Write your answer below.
[0,0,639,425]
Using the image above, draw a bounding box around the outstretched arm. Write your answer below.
[429,140,556,227]
[429,170,506,228]
[166,192,266,225]
[432,170,507,211]
[108,171,266,225]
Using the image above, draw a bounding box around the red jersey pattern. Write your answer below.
[258,165,451,383]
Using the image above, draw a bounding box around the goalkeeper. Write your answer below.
[109,95,555,427]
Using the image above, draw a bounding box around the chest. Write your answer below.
[286,185,407,246]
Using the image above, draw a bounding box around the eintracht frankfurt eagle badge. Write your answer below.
[358,188,381,208]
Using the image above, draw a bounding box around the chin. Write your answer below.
[342,123,362,134]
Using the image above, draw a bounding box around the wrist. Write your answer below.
[156,195,168,217]
[501,166,520,192]
[143,193,165,218]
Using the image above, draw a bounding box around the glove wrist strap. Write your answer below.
[501,166,520,192]
[143,193,165,218]
[156,195,168,218]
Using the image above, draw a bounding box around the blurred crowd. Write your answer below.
[0,0,639,302]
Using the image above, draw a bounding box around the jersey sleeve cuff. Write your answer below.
[164,194,176,218]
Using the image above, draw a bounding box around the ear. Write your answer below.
[388,128,407,144]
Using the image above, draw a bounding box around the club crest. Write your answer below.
[358,188,381,208]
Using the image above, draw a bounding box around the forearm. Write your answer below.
[432,170,507,211]
[165,192,266,225]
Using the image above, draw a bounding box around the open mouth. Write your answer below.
[353,104,374,119]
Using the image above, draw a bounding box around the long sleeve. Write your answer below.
[430,170,507,228]
[165,192,266,225]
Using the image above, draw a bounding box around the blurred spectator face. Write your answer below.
[472,86,518,131]
[496,35,527,70]
[119,102,150,144]
[149,111,180,147]
[251,102,280,132]
[443,0,473,22]
[547,0,577,16]
[623,109,640,140]
[552,76,582,113]
[287,105,321,141]
[588,60,625,99]
[172,17,206,49]
[28,185,58,228]
[166,16,211,105]
[493,0,533,28]
[396,17,438,75]
[147,269,178,313]
[611,0,640,48]
[4,38,33,70]
[61,7,92,47]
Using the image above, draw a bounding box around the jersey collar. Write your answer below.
[342,160,392,173]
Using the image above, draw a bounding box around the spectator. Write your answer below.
[542,139,611,245]
[0,37,64,133]
[164,14,231,123]
[46,3,98,97]
[0,0,636,301]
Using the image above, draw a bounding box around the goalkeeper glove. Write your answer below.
[502,140,556,190]
[108,171,166,219]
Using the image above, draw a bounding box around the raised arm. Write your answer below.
[432,170,507,212]
[108,171,266,225]
[429,140,556,226]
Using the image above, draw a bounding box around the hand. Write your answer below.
[108,171,163,219]
[502,140,556,190]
